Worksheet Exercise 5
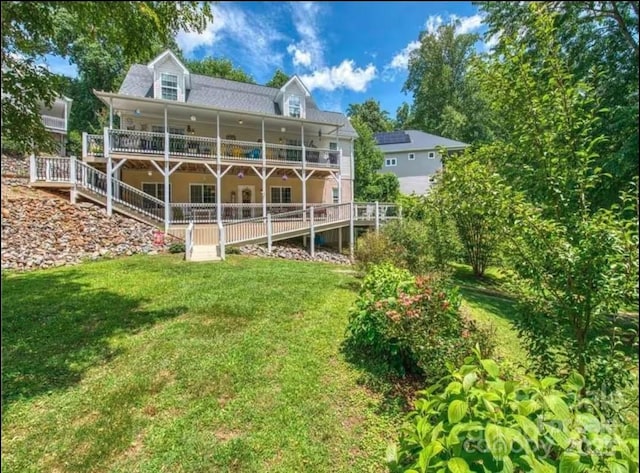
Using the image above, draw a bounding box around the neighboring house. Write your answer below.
[374,130,468,195]
[77,49,357,227]
[40,96,72,156]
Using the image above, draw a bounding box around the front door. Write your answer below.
[238,185,255,218]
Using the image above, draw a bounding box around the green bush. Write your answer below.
[387,351,639,472]
[345,263,492,378]
[168,243,185,254]
[354,230,401,272]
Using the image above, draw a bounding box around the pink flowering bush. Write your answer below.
[345,263,493,379]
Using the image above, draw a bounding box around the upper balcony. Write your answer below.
[83,129,342,171]
[42,115,67,132]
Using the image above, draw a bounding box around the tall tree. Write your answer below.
[403,22,493,143]
[186,57,255,84]
[478,0,639,208]
[347,99,393,133]
[393,102,413,130]
[265,69,290,88]
[1,1,212,153]
[474,4,638,389]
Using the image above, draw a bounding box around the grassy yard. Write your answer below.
[2,255,402,473]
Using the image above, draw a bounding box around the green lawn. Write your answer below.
[2,255,401,473]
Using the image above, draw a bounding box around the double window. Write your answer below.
[161,73,179,101]
[271,186,292,203]
[385,157,397,167]
[288,95,301,118]
[190,184,216,203]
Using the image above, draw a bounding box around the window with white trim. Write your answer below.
[142,182,171,201]
[271,186,292,203]
[161,73,178,101]
[428,151,436,159]
[332,187,339,204]
[190,184,216,203]
[408,153,415,160]
[385,157,397,167]
[152,125,185,135]
[288,95,301,118]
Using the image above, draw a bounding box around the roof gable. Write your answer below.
[147,49,189,75]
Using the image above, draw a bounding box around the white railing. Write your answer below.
[185,221,194,261]
[97,129,339,168]
[33,156,70,181]
[75,161,165,221]
[171,203,217,224]
[42,115,66,131]
[86,134,104,158]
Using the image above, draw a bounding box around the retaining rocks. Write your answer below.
[239,243,352,265]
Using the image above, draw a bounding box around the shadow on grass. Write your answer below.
[1,269,187,408]
[458,286,519,324]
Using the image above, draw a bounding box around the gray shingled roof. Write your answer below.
[374,130,468,151]
[118,64,355,133]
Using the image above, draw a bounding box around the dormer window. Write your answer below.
[288,95,301,118]
[161,73,178,101]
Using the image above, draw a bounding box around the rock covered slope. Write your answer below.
[1,156,175,272]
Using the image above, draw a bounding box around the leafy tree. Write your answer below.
[351,116,399,202]
[403,22,493,143]
[186,57,255,84]
[1,1,212,154]
[265,69,290,88]
[478,1,639,209]
[347,99,393,133]
[475,4,638,389]
[393,102,413,130]
[436,149,510,277]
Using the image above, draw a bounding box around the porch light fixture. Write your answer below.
[134,109,141,116]
[190,115,196,121]
[280,127,286,133]
[187,125,195,135]
[282,173,288,181]
[237,171,244,179]
[238,119,243,125]
[147,170,152,176]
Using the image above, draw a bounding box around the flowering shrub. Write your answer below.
[387,350,639,472]
[345,263,492,379]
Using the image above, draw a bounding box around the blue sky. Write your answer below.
[46,1,493,118]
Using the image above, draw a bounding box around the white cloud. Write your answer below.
[425,15,444,35]
[387,40,420,71]
[483,32,501,51]
[452,14,484,35]
[300,60,376,92]
[287,1,324,69]
[286,44,312,67]
[176,3,285,72]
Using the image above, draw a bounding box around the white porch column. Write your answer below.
[29,153,36,183]
[105,127,112,216]
[109,98,113,129]
[349,201,355,260]
[261,119,267,217]
[266,213,272,253]
[163,106,169,233]
[216,113,222,223]
[309,206,315,258]
[82,131,88,159]
[301,125,307,212]
[375,201,380,234]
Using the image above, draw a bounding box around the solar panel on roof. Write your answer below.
[375,131,410,145]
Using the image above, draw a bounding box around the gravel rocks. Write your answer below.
[1,179,178,272]
[1,154,29,178]
[239,243,352,265]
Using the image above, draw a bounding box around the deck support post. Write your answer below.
[69,155,77,204]
[349,201,355,261]
[218,220,226,260]
[338,227,343,253]
[216,113,222,223]
[266,213,272,253]
[164,161,170,234]
[105,127,112,216]
[375,201,380,234]
[82,132,88,159]
[29,153,36,183]
[309,206,315,258]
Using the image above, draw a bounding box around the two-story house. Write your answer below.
[374,130,468,195]
[40,95,72,155]
[77,49,357,227]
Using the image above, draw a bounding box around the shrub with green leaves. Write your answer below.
[168,243,185,254]
[387,350,639,472]
[344,263,492,378]
[354,230,401,272]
